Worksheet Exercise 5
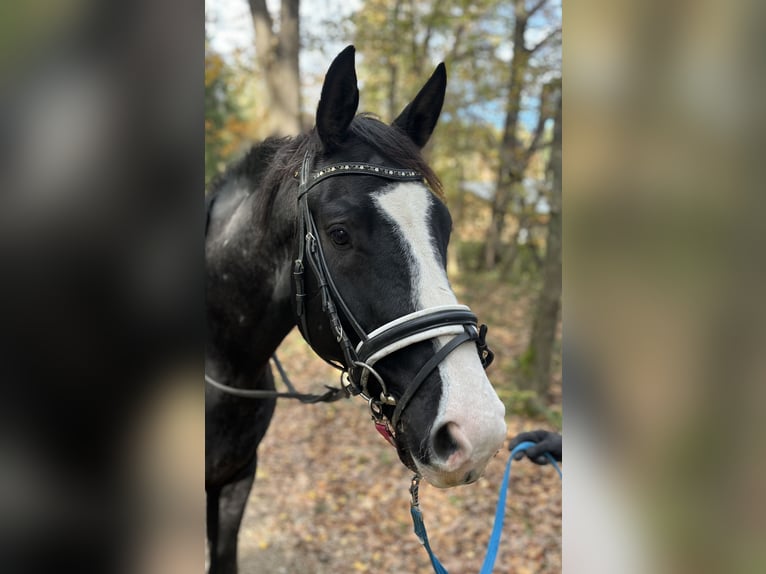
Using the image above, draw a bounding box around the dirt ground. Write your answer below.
[235,275,562,573]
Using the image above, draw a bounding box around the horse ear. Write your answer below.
[392,63,447,148]
[316,45,359,151]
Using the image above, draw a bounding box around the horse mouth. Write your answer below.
[463,470,478,484]
[414,454,494,489]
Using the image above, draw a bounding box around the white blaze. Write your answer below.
[374,183,507,487]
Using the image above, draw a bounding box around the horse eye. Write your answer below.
[329,227,350,246]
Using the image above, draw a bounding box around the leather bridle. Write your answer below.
[293,150,494,463]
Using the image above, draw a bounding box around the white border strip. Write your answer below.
[359,304,471,347]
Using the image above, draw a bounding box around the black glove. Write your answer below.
[508,430,562,465]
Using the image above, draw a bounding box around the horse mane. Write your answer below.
[262,114,444,214]
[205,136,292,236]
[346,113,443,199]
[207,114,444,232]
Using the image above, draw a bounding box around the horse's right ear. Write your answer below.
[316,45,359,151]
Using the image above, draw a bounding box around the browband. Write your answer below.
[298,162,424,200]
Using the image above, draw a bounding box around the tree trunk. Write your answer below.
[521,85,562,396]
[499,221,523,279]
[483,0,556,272]
[483,0,529,270]
[249,0,303,136]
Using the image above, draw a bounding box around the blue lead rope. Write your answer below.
[409,475,449,574]
[409,441,562,574]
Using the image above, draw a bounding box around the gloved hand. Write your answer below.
[508,429,561,465]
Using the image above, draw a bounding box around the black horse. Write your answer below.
[205,46,507,574]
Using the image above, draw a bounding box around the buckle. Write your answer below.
[477,324,494,368]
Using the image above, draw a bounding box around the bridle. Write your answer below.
[293,150,494,468]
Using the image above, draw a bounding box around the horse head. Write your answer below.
[292,46,506,488]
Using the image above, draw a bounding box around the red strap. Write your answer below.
[374,421,396,446]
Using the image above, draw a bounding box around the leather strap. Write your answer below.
[391,328,477,431]
[298,162,423,200]
[357,308,478,364]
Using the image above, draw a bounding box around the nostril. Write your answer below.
[431,422,474,470]
[432,422,459,461]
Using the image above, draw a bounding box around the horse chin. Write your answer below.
[413,452,496,489]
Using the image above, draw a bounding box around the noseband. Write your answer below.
[293,151,494,466]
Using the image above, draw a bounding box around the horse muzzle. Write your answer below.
[417,411,507,488]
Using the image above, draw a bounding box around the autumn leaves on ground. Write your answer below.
[238,271,562,574]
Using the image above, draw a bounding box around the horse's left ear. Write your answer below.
[316,45,360,151]
[393,63,447,149]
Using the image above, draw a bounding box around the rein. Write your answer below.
[292,150,494,464]
[410,441,563,574]
[204,355,347,403]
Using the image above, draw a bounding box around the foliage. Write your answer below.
[455,239,486,271]
[205,36,252,187]
[497,387,562,428]
[349,0,511,218]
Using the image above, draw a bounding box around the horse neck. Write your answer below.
[206,187,297,380]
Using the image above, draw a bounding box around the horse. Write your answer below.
[205,45,507,574]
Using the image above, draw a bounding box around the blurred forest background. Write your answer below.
[206,0,562,571]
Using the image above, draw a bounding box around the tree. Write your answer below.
[498,78,559,278]
[349,0,511,220]
[483,0,561,269]
[519,80,561,396]
[248,0,303,136]
[205,37,249,185]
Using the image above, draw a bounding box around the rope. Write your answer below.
[410,441,562,574]
[410,477,449,574]
[480,442,561,573]
[271,353,297,393]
